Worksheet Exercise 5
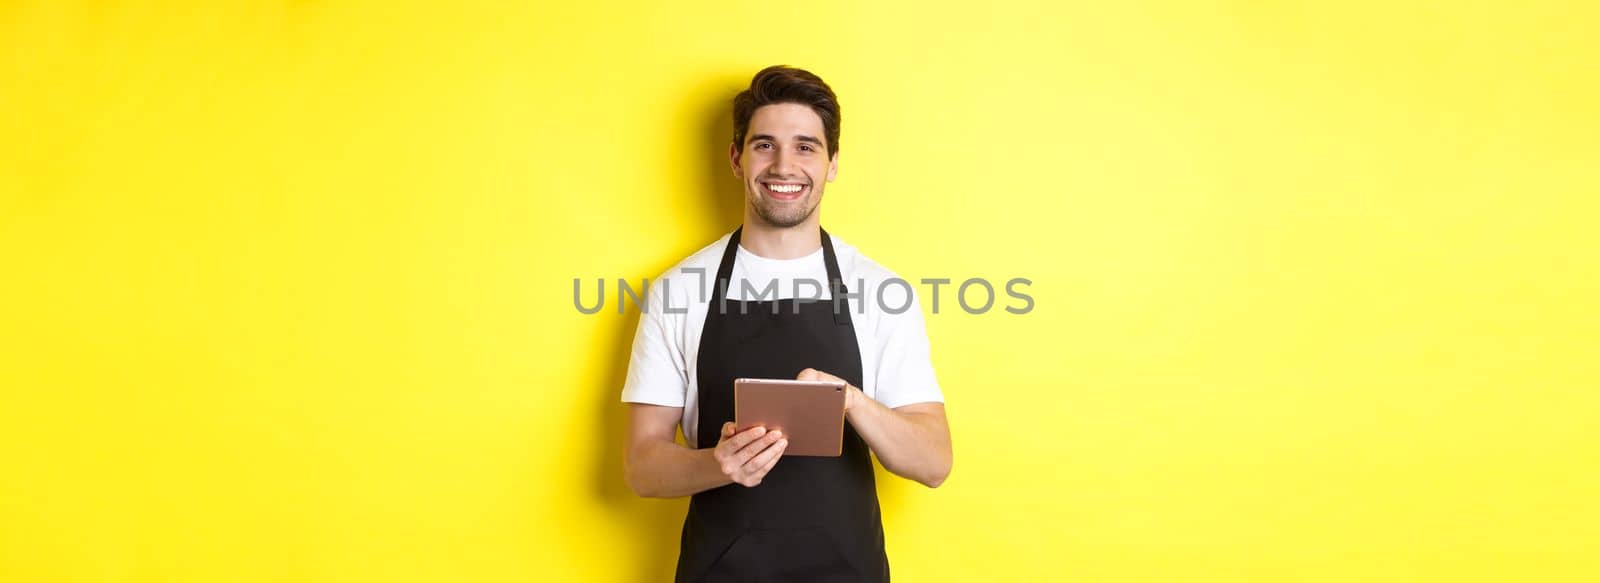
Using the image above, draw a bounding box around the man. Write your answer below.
[622,65,952,583]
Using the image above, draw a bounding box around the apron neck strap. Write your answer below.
[712,226,853,325]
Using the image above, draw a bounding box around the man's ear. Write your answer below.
[826,151,839,182]
[729,142,743,178]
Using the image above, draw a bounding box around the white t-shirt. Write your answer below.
[620,230,944,445]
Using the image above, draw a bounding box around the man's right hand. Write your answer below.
[714,422,788,487]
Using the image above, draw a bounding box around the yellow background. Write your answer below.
[3,1,1597,581]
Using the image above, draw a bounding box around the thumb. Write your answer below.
[722,421,736,438]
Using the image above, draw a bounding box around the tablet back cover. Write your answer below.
[733,378,847,457]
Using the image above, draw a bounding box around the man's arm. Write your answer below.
[798,368,953,488]
[624,403,790,498]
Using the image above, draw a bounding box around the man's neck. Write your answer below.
[739,214,822,260]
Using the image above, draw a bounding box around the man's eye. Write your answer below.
[799,144,814,152]
[755,143,773,151]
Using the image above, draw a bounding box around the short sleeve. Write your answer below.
[871,287,945,409]
[620,281,689,406]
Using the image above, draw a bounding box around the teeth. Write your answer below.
[766,183,803,194]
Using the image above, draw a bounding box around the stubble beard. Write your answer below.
[750,189,819,228]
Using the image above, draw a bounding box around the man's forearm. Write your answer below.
[626,440,731,498]
[845,390,952,488]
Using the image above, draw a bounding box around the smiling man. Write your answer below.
[621,66,953,582]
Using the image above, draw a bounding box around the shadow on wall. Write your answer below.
[588,73,747,582]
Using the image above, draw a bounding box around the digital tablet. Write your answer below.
[733,378,848,457]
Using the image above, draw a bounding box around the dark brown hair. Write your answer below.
[732,65,841,157]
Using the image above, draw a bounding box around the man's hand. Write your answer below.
[714,422,788,487]
[798,367,863,411]
[795,367,953,488]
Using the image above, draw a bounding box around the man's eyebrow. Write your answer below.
[748,133,825,147]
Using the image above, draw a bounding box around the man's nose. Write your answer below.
[772,149,795,176]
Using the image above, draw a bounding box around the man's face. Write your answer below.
[731,102,838,229]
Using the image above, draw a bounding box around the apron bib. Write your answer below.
[675,227,889,583]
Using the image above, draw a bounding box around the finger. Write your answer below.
[721,422,736,439]
[798,368,845,385]
[744,438,788,476]
[727,432,780,469]
[735,429,783,459]
[755,443,785,476]
[735,439,786,486]
[719,425,766,452]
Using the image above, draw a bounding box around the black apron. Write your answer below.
[675,227,889,583]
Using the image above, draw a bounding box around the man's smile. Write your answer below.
[759,180,809,201]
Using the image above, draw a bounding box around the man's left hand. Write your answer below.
[797,367,862,411]
[794,367,952,488]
